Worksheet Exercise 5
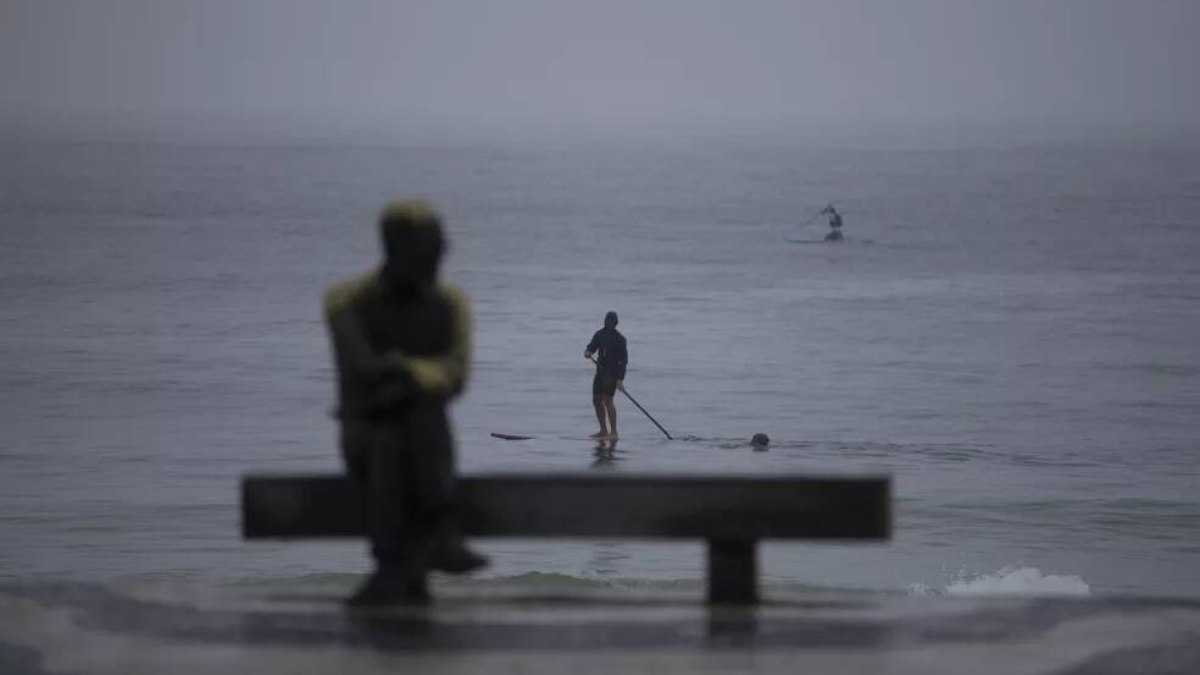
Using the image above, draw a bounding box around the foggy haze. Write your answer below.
[2,0,1198,145]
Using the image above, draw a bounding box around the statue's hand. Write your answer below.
[368,369,418,414]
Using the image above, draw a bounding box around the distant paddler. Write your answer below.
[822,205,844,242]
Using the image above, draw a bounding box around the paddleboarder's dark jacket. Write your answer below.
[587,327,627,381]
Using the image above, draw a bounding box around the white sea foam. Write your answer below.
[910,566,1091,597]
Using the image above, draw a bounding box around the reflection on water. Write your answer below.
[591,439,619,468]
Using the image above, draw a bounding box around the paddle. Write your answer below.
[590,356,672,440]
[796,204,831,230]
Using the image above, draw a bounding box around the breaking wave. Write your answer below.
[909,566,1091,597]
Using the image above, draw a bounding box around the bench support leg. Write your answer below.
[707,539,757,604]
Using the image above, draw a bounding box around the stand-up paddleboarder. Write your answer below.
[584,311,627,440]
[823,205,844,242]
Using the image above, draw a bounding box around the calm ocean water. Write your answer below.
[0,140,1197,599]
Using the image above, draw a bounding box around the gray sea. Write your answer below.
[1,139,1197,600]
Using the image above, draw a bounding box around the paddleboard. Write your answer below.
[788,236,873,245]
[490,432,534,441]
[491,432,622,442]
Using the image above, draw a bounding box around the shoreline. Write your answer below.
[3,580,1199,674]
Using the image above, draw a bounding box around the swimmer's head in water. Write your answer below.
[604,311,618,329]
[751,432,770,447]
[378,200,445,291]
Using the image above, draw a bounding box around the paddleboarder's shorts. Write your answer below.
[593,371,618,397]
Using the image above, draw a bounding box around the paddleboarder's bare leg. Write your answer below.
[591,394,609,438]
[602,395,618,440]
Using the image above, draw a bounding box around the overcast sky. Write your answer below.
[2,0,1197,144]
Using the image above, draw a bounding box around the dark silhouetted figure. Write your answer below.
[324,201,487,607]
[823,205,844,242]
[751,433,770,449]
[584,311,627,440]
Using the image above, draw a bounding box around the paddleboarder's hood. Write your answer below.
[379,200,445,293]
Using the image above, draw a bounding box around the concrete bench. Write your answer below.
[241,473,891,604]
